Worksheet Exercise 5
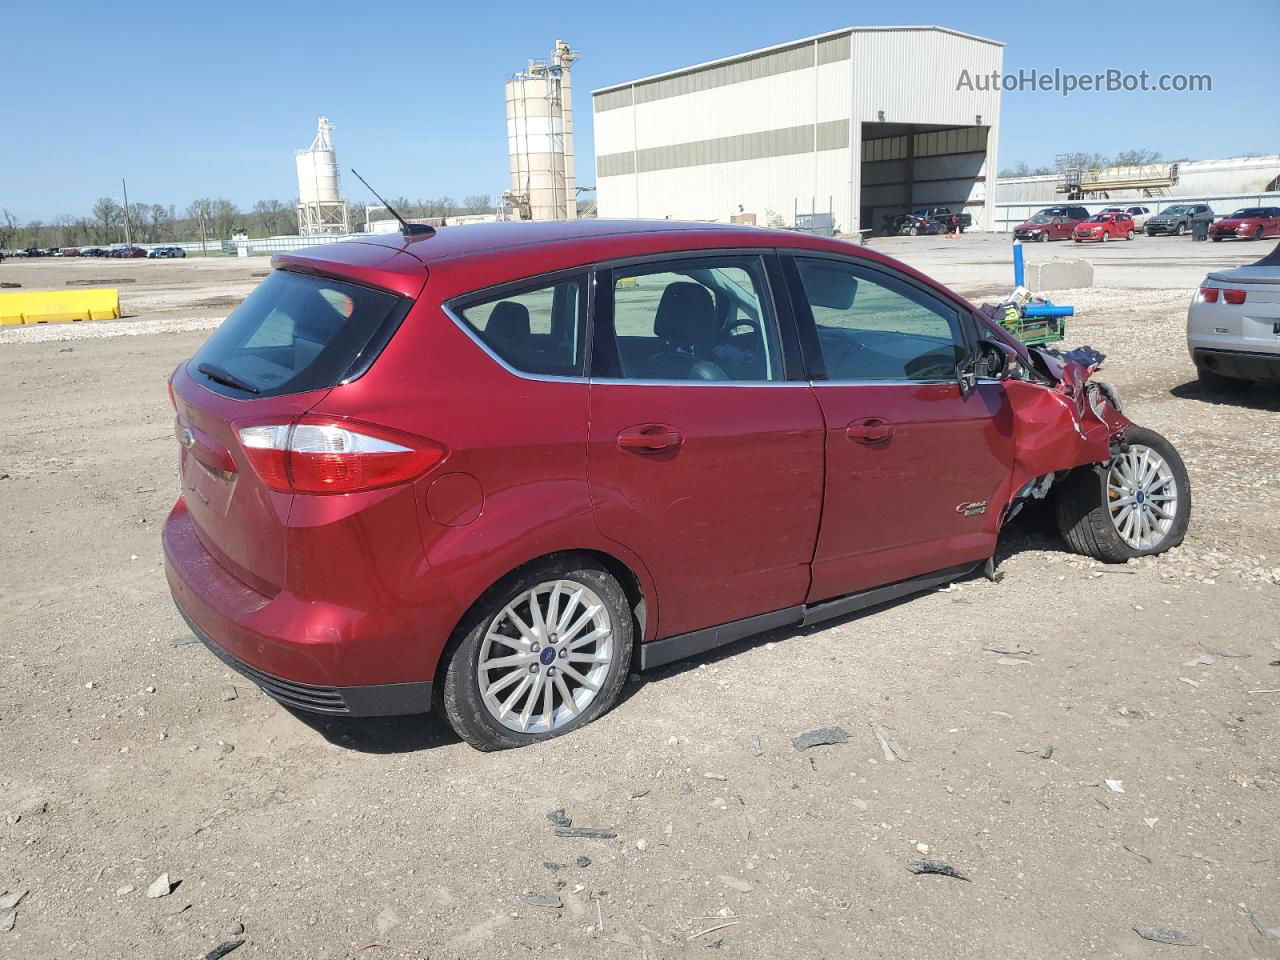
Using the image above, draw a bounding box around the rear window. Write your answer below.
[190,270,407,398]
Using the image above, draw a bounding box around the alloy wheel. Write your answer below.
[477,579,614,734]
[1107,444,1179,550]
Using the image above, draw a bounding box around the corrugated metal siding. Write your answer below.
[597,120,848,177]
[593,33,850,113]
[850,29,1001,125]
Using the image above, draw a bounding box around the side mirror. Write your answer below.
[977,339,1018,380]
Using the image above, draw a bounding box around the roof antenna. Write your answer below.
[350,169,435,238]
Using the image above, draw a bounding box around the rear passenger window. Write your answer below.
[795,258,964,382]
[454,275,587,377]
[605,256,783,381]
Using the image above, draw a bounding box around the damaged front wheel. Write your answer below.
[1054,426,1191,562]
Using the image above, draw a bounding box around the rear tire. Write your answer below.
[1197,366,1252,393]
[439,555,634,751]
[1054,426,1190,563]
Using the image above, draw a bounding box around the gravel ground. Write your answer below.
[1,235,1278,959]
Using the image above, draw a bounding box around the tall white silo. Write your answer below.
[295,116,351,236]
[505,40,578,221]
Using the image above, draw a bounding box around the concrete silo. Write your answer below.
[504,40,578,221]
[295,116,351,235]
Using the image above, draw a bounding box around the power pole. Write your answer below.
[121,178,132,246]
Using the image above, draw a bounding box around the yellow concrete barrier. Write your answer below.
[0,289,121,325]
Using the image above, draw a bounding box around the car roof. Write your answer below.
[274,219,893,289]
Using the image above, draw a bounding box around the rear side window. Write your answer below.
[605,256,783,382]
[191,270,406,398]
[452,275,587,377]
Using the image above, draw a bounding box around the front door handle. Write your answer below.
[617,425,684,453]
[846,418,894,443]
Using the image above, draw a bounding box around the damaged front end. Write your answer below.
[1000,344,1131,525]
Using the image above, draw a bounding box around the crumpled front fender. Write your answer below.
[1003,346,1132,515]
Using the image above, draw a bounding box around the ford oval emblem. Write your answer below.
[181,428,195,449]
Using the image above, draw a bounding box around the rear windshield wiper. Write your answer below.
[196,362,260,394]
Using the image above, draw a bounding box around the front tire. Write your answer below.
[1101,232,1110,242]
[1055,426,1191,562]
[1255,227,1265,241]
[440,555,634,751]
[1174,223,1186,236]
[1126,229,1135,240]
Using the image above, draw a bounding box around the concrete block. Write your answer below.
[1026,258,1093,291]
[0,288,120,325]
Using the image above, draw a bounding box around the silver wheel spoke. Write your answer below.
[545,583,562,635]
[482,651,536,671]
[499,674,533,717]
[554,674,579,715]
[485,668,525,699]
[555,587,585,634]
[567,651,611,665]
[559,663,600,692]
[558,605,602,646]
[541,672,555,729]
[568,626,610,651]
[502,609,536,648]
[519,672,545,730]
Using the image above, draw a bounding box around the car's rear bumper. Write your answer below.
[175,605,432,715]
[1192,347,1280,382]
[163,498,442,716]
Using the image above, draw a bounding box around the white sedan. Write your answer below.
[1187,242,1280,390]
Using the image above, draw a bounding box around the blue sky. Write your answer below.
[3,0,1276,221]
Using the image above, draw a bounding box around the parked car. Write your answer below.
[80,247,106,257]
[117,246,148,258]
[163,221,1191,749]
[1146,204,1214,236]
[897,214,942,236]
[1073,213,1136,243]
[912,207,973,233]
[151,246,187,258]
[1124,205,1153,231]
[1187,241,1280,390]
[58,247,82,257]
[1013,205,1091,242]
[1209,206,1280,242]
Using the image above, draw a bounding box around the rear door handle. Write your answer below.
[846,418,894,443]
[617,425,684,453]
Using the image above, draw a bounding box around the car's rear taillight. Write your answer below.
[1223,289,1247,305]
[236,417,446,494]
[1199,287,1220,303]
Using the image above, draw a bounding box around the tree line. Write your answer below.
[998,149,1170,179]
[0,193,494,250]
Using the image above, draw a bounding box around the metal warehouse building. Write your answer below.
[592,26,1003,234]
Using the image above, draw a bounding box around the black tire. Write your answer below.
[439,554,634,751]
[1174,222,1186,236]
[1197,366,1252,393]
[1212,236,1223,242]
[1126,230,1135,240]
[1039,232,1049,242]
[1054,425,1191,563]
[1255,227,1265,241]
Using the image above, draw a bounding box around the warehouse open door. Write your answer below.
[858,123,990,233]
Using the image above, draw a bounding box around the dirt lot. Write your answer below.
[1,234,1278,959]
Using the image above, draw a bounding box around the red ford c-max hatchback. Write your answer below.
[164,220,1190,750]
